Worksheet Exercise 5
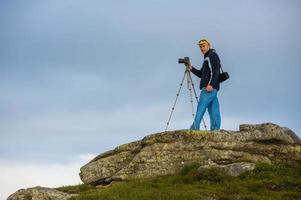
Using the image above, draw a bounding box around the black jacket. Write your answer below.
[191,49,221,91]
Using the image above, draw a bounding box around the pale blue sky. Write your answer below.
[0,0,300,198]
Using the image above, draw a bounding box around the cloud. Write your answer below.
[0,101,180,163]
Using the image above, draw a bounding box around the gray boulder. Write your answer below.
[79,123,301,185]
[198,160,256,177]
[7,186,77,200]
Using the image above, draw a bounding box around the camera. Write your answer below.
[178,57,190,66]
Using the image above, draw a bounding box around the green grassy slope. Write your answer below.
[57,163,301,200]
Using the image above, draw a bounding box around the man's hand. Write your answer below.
[206,85,213,92]
[185,63,192,71]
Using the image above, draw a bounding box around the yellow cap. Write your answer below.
[198,39,210,46]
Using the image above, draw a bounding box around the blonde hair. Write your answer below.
[198,39,211,46]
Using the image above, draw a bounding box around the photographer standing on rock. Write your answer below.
[186,39,221,131]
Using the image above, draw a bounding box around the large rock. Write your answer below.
[7,186,77,200]
[79,123,301,185]
[198,160,256,177]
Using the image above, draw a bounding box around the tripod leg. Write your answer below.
[187,71,207,131]
[164,70,188,131]
[186,71,195,120]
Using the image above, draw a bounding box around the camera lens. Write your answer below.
[178,58,184,64]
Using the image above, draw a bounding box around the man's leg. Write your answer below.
[210,93,221,130]
[207,101,215,130]
[190,89,214,130]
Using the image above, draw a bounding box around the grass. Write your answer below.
[56,163,301,200]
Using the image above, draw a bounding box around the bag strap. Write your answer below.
[220,64,224,73]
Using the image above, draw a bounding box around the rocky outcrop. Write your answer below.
[198,160,256,177]
[7,186,77,200]
[79,123,301,185]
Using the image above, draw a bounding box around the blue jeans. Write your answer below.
[190,88,221,131]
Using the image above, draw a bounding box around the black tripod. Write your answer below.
[165,67,207,131]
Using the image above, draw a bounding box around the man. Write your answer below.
[186,39,221,131]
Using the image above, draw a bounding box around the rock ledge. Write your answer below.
[79,123,301,185]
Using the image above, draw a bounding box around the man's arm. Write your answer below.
[190,65,202,78]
